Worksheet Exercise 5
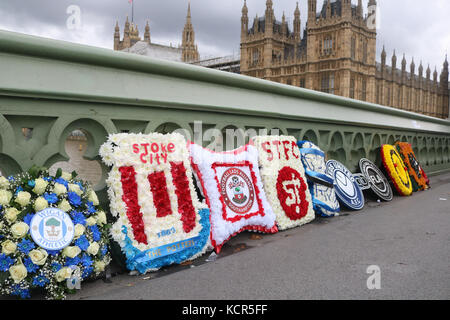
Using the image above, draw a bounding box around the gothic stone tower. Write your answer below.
[240,0,449,119]
[181,2,200,63]
[114,16,150,51]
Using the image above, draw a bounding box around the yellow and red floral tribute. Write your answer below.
[394,141,430,192]
[99,133,210,274]
[189,142,278,253]
[381,144,413,196]
[251,136,314,231]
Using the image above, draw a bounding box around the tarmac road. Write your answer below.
[63,172,450,301]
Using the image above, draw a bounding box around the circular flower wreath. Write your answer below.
[0,166,111,300]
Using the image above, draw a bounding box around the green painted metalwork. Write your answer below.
[1,30,449,202]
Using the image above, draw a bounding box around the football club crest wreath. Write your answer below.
[189,142,278,253]
[99,133,210,273]
[252,136,314,230]
[326,160,365,210]
[297,141,340,217]
[358,158,393,201]
[394,142,430,192]
[381,144,413,196]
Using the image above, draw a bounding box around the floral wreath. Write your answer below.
[99,133,210,273]
[394,141,429,192]
[251,136,314,230]
[0,166,111,300]
[381,144,413,196]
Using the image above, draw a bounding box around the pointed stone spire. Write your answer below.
[426,64,431,80]
[241,0,249,37]
[308,0,317,23]
[294,2,301,40]
[381,45,386,65]
[357,0,363,18]
[144,20,150,43]
[401,53,407,71]
[392,50,397,70]
[419,60,423,77]
[411,57,416,75]
[114,21,120,50]
[182,1,199,62]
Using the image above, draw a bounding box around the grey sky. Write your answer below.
[0,0,448,73]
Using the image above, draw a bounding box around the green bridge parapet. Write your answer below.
[1,30,449,197]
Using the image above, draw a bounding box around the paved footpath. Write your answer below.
[63,172,450,301]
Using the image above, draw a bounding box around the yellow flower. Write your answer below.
[32,178,48,195]
[381,144,412,196]
[68,184,83,196]
[74,224,85,239]
[10,222,29,238]
[0,189,12,206]
[53,182,67,196]
[94,260,106,273]
[62,246,81,258]
[58,199,72,212]
[4,207,20,224]
[28,249,48,265]
[87,242,100,255]
[55,267,73,282]
[0,176,10,189]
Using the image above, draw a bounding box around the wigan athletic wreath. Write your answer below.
[189,142,278,253]
[381,144,413,196]
[394,142,430,192]
[326,160,365,210]
[0,166,111,300]
[251,136,314,230]
[99,133,210,274]
[358,158,393,202]
[297,141,340,217]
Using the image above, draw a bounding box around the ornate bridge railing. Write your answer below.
[1,30,449,203]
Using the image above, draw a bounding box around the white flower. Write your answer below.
[32,178,48,195]
[15,191,31,207]
[4,207,20,224]
[1,240,17,254]
[0,176,10,189]
[61,171,72,181]
[94,260,106,273]
[28,249,48,265]
[10,222,29,238]
[53,182,67,196]
[62,246,81,258]
[88,189,99,206]
[0,189,12,206]
[74,224,85,239]
[85,217,96,226]
[9,263,27,283]
[68,183,83,196]
[34,196,48,212]
[95,211,107,226]
[87,242,100,255]
[55,267,73,282]
[58,199,72,212]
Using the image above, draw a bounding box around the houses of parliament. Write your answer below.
[114,0,449,119]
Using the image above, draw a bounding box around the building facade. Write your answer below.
[240,0,449,119]
[114,3,199,63]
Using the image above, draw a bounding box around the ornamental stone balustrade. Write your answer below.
[0,30,449,205]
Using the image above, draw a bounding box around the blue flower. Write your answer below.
[81,254,93,267]
[8,175,15,182]
[86,201,96,214]
[71,211,86,226]
[14,186,24,196]
[65,256,81,267]
[46,249,60,256]
[43,176,53,182]
[10,284,30,299]
[27,180,36,188]
[55,177,68,188]
[75,235,90,251]
[24,257,39,273]
[100,245,108,257]
[82,266,93,279]
[0,254,15,271]
[32,274,49,287]
[23,213,35,226]
[43,192,58,204]
[89,225,101,242]
[17,239,35,254]
[75,182,84,192]
[67,191,82,207]
[51,262,62,272]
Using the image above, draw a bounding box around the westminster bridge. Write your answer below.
[0,30,449,205]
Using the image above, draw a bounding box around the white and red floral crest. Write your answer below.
[188,142,278,253]
[251,136,314,230]
[99,133,210,273]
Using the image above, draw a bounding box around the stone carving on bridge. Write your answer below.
[297,141,340,217]
[99,133,210,273]
[188,142,278,253]
[394,142,430,192]
[251,136,314,231]
[381,144,413,196]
